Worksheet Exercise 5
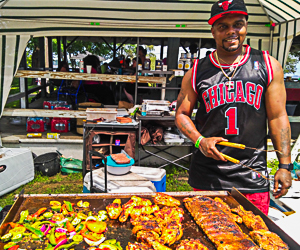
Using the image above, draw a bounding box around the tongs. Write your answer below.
[216,141,273,179]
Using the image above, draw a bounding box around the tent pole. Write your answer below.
[198,38,202,59]
[160,38,164,60]
[135,38,140,105]
[269,29,274,55]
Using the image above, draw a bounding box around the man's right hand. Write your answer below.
[199,137,228,161]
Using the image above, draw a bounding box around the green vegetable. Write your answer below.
[71,217,81,226]
[75,223,84,232]
[11,233,23,242]
[56,241,78,249]
[23,223,44,238]
[116,241,123,250]
[18,210,29,224]
[1,233,12,242]
[49,228,56,246]
[51,206,61,212]
[3,242,16,249]
[43,212,53,219]
[32,233,43,241]
[98,243,118,250]
[104,239,117,245]
[98,210,108,221]
[63,201,73,212]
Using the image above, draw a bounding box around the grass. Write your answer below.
[0,165,192,209]
[5,78,41,108]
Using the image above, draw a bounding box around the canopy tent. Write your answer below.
[0,0,299,116]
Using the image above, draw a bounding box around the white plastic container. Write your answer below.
[131,166,166,192]
[83,168,156,193]
[164,138,184,145]
[0,148,34,196]
[86,108,117,121]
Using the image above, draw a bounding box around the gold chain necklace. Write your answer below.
[215,48,244,81]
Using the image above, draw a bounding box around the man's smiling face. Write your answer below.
[211,14,248,53]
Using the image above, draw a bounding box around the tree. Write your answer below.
[284,54,298,74]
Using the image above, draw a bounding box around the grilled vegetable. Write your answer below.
[32,207,47,218]
[86,221,107,234]
[63,201,73,212]
[71,216,81,226]
[18,210,29,224]
[73,234,83,242]
[23,223,44,238]
[1,233,12,242]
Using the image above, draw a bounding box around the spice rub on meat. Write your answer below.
[183,196,259,249]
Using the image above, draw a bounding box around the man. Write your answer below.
[175,0,292,215]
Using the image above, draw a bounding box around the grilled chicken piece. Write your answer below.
[232,205,268,231]
[147,237,172,250]
[131,215,156,225]
[154,206,184,224]
[160,221,183,245]
[132,220,162,234]
[214,197,242,224]
[126,242,152,250]
[184,196,255,248]
[106,198,122,219]
[132,195,152,206]
[217,237,262,250]
[131,205,160,220]
[249,229,289,250]
[136,230,162,247]
[153,193,180,207]
[176,239,209,250]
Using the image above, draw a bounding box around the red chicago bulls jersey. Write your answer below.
[189,45,273,193]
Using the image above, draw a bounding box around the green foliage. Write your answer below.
[67,40,112,60]
[267,159,279,176]
[165,165,192,192]
[284,54,298,74]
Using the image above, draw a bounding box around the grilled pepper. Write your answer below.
[75,223,85,232]
[7,245,19,250]
[49,228,56,246]
[66,220,75,233]
[3,242,16,249]
[63,201,73,212]
[18,210,29,224]
[9,226,26,235]
[23,223,44,238]
[43,212,53,219]
[32,207,47,218]
[77,213,87,220]
[56,241,78,249]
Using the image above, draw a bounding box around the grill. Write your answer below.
[0,189,298,249]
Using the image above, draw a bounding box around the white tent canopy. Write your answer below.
[0,0,299,115]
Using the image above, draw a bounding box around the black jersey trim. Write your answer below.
[262,51,273,86]
[209,45,251,69]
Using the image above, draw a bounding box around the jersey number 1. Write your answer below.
[225,107,239,135]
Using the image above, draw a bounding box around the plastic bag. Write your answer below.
[60,157,82,174]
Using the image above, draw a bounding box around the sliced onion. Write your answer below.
[84,236,105,246]
[68,231,76,239]
[44,225,52,236]
[55,227,68,233]
[85,216,98,221]
[40,224,46,232]
[54,238,68,250]
[55,218,69,225]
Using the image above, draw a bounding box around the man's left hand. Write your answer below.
[273,168,292,199]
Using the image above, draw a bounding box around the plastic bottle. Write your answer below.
[79,60,84,73]
[142,103,147,116]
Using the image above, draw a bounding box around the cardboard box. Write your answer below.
[86,108,117,121]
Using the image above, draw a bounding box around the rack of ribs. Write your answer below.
[231,205,268,231]
[183,196,260,249]
[214,197,242,224]
[176,239,209,250]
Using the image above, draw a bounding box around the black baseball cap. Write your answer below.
[208,0,248,25]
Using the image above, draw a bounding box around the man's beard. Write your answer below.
[222,39,241,52]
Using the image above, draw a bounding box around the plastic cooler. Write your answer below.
[0,148,34,196]
[130,166,166,192]
[83,168,156,193]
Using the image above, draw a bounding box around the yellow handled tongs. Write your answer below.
[217,141,282,154]
[217,142,271,180]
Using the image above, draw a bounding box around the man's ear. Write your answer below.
[211,26,215,38]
